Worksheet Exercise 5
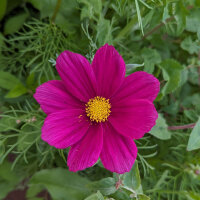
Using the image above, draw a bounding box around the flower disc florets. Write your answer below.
[85,96,111,123]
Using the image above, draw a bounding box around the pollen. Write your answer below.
[85,96,111,123]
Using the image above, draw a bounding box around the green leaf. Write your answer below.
[181,36,200,54]
[186,9,200,33]
[0,161,23,199]
[84,191,104,200]
[96,17,113,46]
[28,198,44,200]
[162,4,170,22]
[110,189,130,200]
[27,0,78,32]
[0,71,22,90]
[6,0,24,14]
[159,59,184,96]
[26,0,43,10]
[180,68,188,86]
[164,2,186,37]
[0,0,7,21]
[126,63,144,74]
[87,177,116,196]
[143,9,155,28]
[137,194,151,200]
[197,26,200,40]
[135,0,144,35]
[5,83,28,98]
[187,117,200,151]
[0,115,17,132]
[28,168,90,200]
[141,48,161,73]
[150,114,171,140]
[0,140,5,157]
[26,184,44,199]
[188,67,199,86]
[185,191,200,200]
[26,73,37,90]
[123,161,141,190]
[79,0,102,20]
[184,110,198,121]
[4,12,28,35]
[17,125,40,151]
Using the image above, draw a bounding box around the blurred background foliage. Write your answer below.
[0,0,200,199]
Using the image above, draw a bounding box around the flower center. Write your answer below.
[85,96,111,123]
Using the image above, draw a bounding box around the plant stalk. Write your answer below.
[51,0,62,23]
[168,123,196,130]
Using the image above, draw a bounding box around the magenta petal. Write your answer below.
[67,124,103,172]
[41,109,89,149]
[92,44,125,98]
[112,71,160,103]
[56,51,97,102]
[34,80,82,115]
[110,99,158,140]
[100,123,137,174]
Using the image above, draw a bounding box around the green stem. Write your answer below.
[51,0,62,23]
[115,15,138,41]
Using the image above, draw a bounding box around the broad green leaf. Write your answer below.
[123,161,141,190]
[28,198,44,200]
[187,117,200,151]
[182,94,200,110]
[164,2,186,37]
[186,9,200,33]
[5,83,28,98]
[181,36,200,54]
[6,0,24,13]
[4,12,29,35]
[87,177,116,195]
[126,63,144,74]
[28,168,90,200]
[27,0,78,32]
[184,110,198,121]
[84,191,104,200]
[0,161,23,199]
[137,194,151,200]
[96,17,113,46]
[150,114,171,140]
[0,140,5,157]
[162,101,179,116]
[188,67,199,86]
[143,9,155,28]
[197,26,200,40]
[162,4,170,22]
[111,189,130,200]
[159,59,184,95]
[0,161,20,183]
[26,73,37,90]
[26,184,44,199]
[141,48,161,73]
[0,0,7,21]
[79,0,102,20]
[26,0,43,10]
[0,71,22,90]
[0,33,4,57]
[180,68,188,86]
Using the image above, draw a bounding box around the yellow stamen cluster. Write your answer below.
[85,96,111,123]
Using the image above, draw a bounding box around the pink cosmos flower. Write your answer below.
[34,44,159,174]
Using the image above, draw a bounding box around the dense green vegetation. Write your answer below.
[0,0,200,199]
